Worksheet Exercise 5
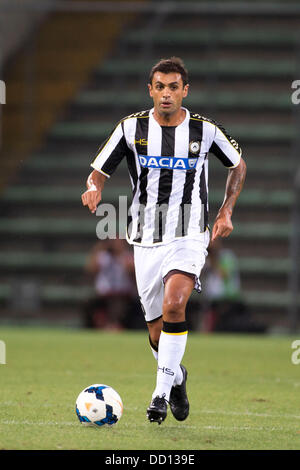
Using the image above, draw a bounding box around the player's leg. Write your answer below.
[134,241,202,423]
[151,272,193,399]
[147,235,210,423]
[147,272,194,423]
[147,316,162,356]
[147,314,185,386]
[133,244,179,386]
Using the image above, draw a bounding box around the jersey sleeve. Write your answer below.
[91,121,128,178]
[209,123,242,168]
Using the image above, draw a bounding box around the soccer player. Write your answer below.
[81,57,246,424]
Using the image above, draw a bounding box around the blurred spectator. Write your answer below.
[203,238,241,301]
[82,238,144,330]
[201,238,265,333]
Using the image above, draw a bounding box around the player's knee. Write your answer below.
[163,298,185,322]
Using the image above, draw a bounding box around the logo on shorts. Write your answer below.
[189,141,201,155]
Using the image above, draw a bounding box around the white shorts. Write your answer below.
[133,231,210,322]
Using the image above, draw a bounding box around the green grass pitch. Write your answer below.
[0,326,300,450]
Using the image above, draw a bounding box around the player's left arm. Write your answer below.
[211,157,247,241]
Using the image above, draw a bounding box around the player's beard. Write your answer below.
[157,103,177,119]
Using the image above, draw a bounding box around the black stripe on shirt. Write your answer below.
[210,122,241,168]
[209,141,235,167]
[93,122,128,177]
[153,126,175,244]
[125,152,138,238]
[133,116,150,243]
[175,119,202,238]
[199,159,208,232]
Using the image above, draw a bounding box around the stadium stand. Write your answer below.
[0,0,138,190]
[0,2,299,329]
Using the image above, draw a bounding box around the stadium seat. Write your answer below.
[0,7,297,326]
[0,187,293,208]
[97,59,296,78]
[124,29,298,47]
[49,121,295,143]
[74,89,291,111]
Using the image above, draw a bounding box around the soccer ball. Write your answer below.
[75,384,123,427]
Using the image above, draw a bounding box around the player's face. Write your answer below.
[148,72,189,117]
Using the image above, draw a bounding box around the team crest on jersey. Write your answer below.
[189,140,201,155]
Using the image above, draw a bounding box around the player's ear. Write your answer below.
[148,83,153,98]
[183,84,189,98]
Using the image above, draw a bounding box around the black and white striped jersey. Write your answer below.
[91,107,242,246]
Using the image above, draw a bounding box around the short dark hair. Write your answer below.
[149,57,189,87]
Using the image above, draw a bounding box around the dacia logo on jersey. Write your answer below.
[138,155,198,170]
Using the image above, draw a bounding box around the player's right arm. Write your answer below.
[81,169,107,214]
[81,119,128,213]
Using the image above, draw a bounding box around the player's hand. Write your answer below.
[211,209,233,241]
[81,188,102,214]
